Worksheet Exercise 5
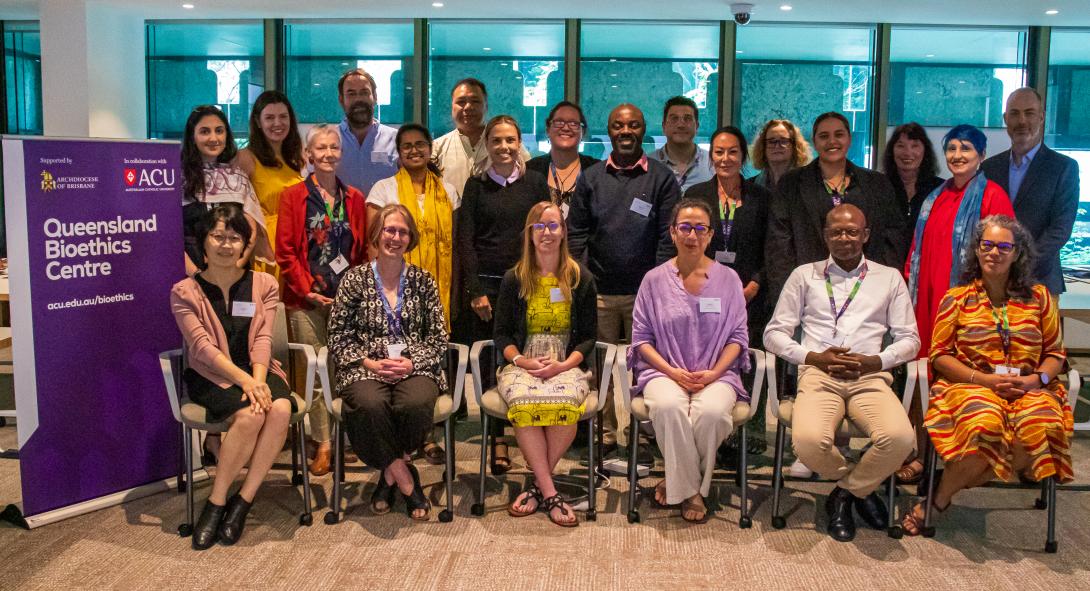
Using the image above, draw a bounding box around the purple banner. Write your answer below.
[13,139,182,517]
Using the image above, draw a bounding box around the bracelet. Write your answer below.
[512,354,523,367]
[969,370,976,384]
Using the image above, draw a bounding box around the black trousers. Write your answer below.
[341,376,439,470]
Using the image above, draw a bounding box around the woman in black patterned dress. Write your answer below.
[327,204,449,521]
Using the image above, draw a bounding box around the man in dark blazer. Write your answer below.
[982,87,1080,294]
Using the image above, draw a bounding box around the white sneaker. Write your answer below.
[786,458,814,478]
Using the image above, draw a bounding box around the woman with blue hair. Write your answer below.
[905,124,1014,359]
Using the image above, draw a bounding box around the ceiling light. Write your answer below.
[736,50,744,54]
[181,2,194,8]
[1045,9,1059,15]
[610,85,618,88]
[432,2,444,6]
[925,53,935,58]
[482,47,492,51]
[780,4,792,10]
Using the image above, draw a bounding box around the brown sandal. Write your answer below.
[652,481,671,508]
[490,439,512,475]
[422,442,445,466]
[895,459,925,485]
[541,494,578,528]
[507,483,543,517]
[681,496,708,524]
[901,500,947,536]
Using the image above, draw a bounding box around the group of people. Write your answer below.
[169,66,1080,549]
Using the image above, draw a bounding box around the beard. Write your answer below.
[347,101,374,127]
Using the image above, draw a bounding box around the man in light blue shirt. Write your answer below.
[649,96,713,192]
[335,68,398,195]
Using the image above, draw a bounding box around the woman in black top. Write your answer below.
[684,126,771,452]
[525,101,600,216]
[456,115,551,473]
[883,122,944,263]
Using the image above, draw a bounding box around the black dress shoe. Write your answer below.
[825,486,856,542]
[854,491,889,530]
[217,493,253,546]
[192,500,226,550]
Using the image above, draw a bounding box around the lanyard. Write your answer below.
[824,261,868,337]
[372,261,407,338]
[306,174,345,224]
[823,175,847,206]
[717,182,740,247]
[991,303,1011,362]
[549,161,577,206]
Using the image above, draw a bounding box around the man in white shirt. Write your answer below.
[764,203,919,543]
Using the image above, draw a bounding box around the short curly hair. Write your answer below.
[958,215,1038,299]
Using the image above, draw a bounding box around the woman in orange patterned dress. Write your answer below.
[902,215,1073,534]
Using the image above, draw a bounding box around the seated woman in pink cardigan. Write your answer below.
[170,204,295,550]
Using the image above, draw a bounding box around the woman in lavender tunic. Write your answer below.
[628,198,750,523]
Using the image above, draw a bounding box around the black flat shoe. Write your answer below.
[371,474,397,515]
[404,464,430,522]
[853,491,889,530]
[825,486,856,542]
[192,500,226,550]
[217,493,252,546]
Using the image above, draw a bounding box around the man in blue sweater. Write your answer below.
[568,103,681,449]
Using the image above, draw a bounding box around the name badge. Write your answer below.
[714,250,737,265]
[387,343,406,359]
[995,365,1021,376]
[821,333,847,349]
[329,254,349,275]
[630,198,653,217]
[232,301,256,317]
[550,287,565,303]
[699,297,721,313]
[371,151,390,164]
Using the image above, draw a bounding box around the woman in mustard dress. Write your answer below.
[902,215,1073,535]
[236,90,305,278]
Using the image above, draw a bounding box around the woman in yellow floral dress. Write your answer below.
[902,215,1073,534]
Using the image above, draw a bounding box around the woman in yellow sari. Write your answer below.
[235,90,306,278]
[367,123,460,328]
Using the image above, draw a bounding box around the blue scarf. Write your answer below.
[908,171,987,305]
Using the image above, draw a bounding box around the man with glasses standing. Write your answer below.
[568,103,681,453]
[335,68,399,194]
[527,101,600,217]
[650,96,713,192]
[764,204,918,543]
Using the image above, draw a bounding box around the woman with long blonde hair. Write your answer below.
[493,201,598,527]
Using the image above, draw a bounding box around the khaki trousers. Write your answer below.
[289,306,331,443]
[791,366,913,497]
[597,294,635,446]
[643,378,736,504]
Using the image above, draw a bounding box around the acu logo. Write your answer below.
[124,167,176,188]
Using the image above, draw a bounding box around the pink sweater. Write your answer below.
[170,271,287,389]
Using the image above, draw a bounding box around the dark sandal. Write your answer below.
[508,483,544,517]
[422,442,445,466]
[541,494,579,528]
[404,464,431,521]
[895,459,925,485]
[681,497,709,524]
[490,439,512,475]
[652,480,671,508]
[370,474,397,515]
[901,500,947,536]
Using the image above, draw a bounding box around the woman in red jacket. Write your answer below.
[276,123,368,475]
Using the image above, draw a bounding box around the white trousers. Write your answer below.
[643,377,737,505]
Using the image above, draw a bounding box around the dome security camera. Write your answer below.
[731,3,754,25]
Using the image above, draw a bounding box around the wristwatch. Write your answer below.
[1036,371,1051,386]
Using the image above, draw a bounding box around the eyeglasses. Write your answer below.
[824,228,863,238]
[674,222,711,236]
[550,120,583,130]
[979,239,1015,254]
[399,141,430,153]
[208,232,244,246]
[766,138,793,148]
[531,221,562,233]
[382,226,411,238]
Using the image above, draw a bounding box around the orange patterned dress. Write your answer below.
[925,281,1073,483]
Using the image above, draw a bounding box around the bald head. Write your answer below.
[826,203,867,228]
[608,103,646,159]
[609,103,643,124]
[824,203,869,268]
[1004,87,1045,155]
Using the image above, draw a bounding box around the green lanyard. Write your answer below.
[718,198,738,245]
[323,197,345,224]
[991,304,1011,362]
[823,176,847,206]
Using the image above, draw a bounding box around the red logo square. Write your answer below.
[124,168,137,186]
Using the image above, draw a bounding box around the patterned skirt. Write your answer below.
[925,382,1074,483]
[497,363,590,428]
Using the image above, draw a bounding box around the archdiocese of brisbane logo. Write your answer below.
[40,170,56,192]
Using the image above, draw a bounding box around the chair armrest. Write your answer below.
[746,349,766,422]
[594,342,617,413]
[316,346,335,414]
[288,342,316,412]
[616,344,635,413]
[1065,369,1081,408]
[901,358,921,415]
[158,349,184,423]
[448,343,469,414]
[469,340,493,407]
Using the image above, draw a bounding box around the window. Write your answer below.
[580,21,719,160]
[735,24,875,166]
[146,21,264,140]
[1049,29,1090,266]
[4,21,42,135]
[428,20,565,154]
[285,20,414,126]
[889,26,1026,130]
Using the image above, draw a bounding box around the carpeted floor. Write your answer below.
[1,374,1090,590]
